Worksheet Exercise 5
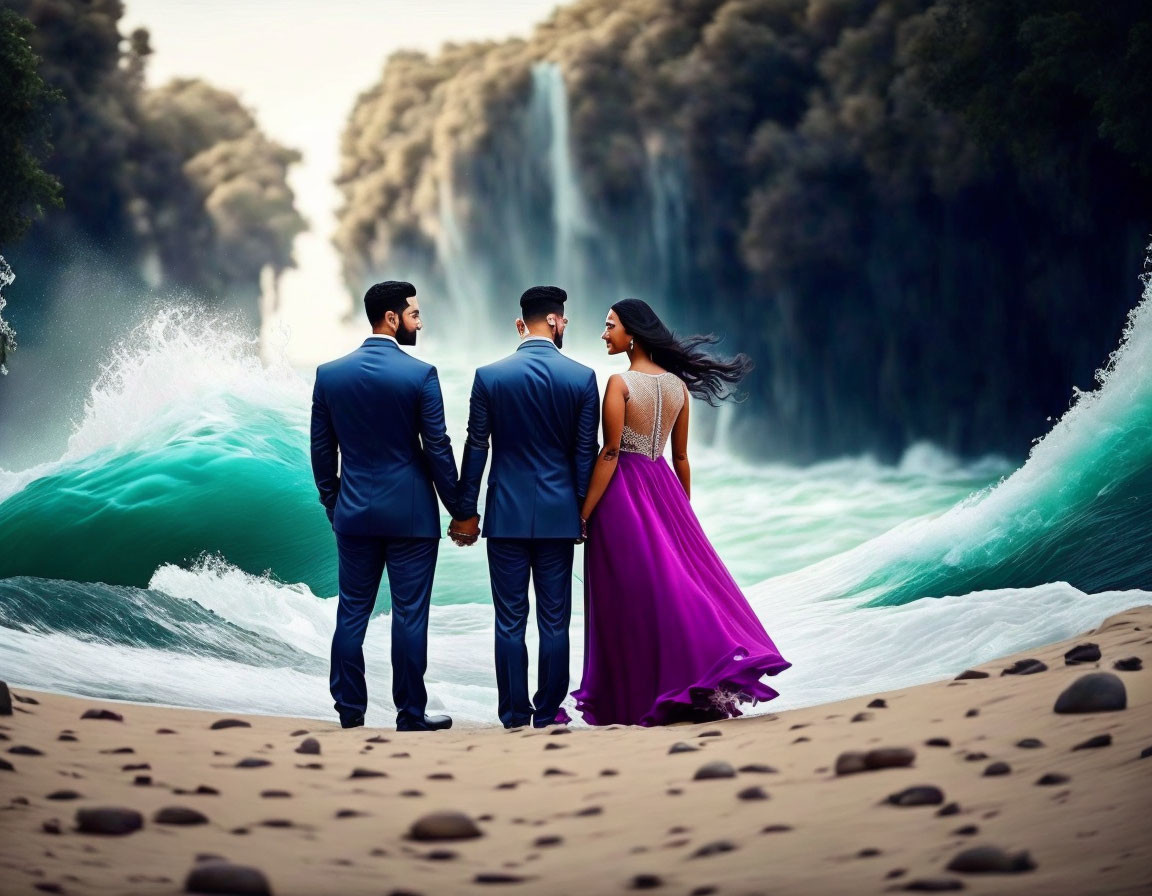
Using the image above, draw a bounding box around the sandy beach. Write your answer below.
[1,605,1149,896]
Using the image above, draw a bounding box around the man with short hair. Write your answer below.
[452,285,600,728]
[311,280,458,731]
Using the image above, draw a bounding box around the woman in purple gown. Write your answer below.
[572,299,791,726]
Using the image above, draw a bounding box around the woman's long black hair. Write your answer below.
[610,298,753,405]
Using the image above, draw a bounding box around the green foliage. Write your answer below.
[0,8,61,248]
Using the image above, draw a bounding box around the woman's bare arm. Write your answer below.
[580,374,627,522]
[670,383,690,498]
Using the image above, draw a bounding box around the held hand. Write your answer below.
[448,515,480,547]
[575,516,588,545]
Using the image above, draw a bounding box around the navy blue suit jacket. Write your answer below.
[311,337,459,538]
[458,339,599,539]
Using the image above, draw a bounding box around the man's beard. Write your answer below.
[553,330,564,350]
[396,321,418,346]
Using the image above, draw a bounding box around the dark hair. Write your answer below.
[520,285,566,323]
[611,298,752,405]
[364,280,416,326]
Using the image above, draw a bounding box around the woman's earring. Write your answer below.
[628,338,634,351]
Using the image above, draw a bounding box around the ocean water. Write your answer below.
[2,271,1151,726]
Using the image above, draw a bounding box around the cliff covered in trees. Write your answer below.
[334,0,1152,460]
[0,0,305,325]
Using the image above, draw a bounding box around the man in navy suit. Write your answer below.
[452,286,600,728]
[311,280,459,731]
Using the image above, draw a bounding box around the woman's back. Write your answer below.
[619,370,685,461]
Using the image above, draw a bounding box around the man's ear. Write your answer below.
[515,317,527,337]
[385,309,399,330]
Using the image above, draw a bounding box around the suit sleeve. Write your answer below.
[457,370,491,520]
[310,373,340,525]
[575,370,600,500]
[418,366,461,520]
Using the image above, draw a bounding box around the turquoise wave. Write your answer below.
[848,267,1152,606]
[0,403,338,593]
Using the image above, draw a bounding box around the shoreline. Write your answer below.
[1,606,1149,896]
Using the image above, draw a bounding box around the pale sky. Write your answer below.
[123,0,562,363]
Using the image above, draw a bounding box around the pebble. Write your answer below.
[0,681,11,715]
[261,790,292,798]
[156,807,209,825]
[868,698,887,708]
[183,861,272,895]
[295,738,321,755]
[1064,643,1101,665]
[693,761,737,780]
[925,738,951,748]
[669,742,699,754]
[409,810,483,841]
[1002,659,1047,675]
[235,758,272,769]
[46,790,82,800]
[80,709,123,722]
[691,840,736,858]
[887,786,945,807]
[737,763,776,774]
[936,802,961,817]
[698,730,723,738]
[1071,734,1112,751]
[946,845,1037,873]
[9,745,44,756]
[851,712,872,722]
[954,670,989,680]
[1035,773,1069,786]
[42,819,62,834]
[349,768,387,779]
[953,825,979,836]
[210,719,251,730]
[534,835,563,847]
[75,806,144,835]
[1113,657,1142,671]
[737,786,768,800]
[1015,738,1044,749]
[630,874,663,889]
[903,878,964,891]
[1054,673,1127,713]
[983,762,1011,776]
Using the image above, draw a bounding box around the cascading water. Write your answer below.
[0,255,16,375]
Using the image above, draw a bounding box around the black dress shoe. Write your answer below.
[396,713,452,732]
[340,714,364,729]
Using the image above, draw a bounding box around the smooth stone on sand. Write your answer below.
[936,802,961,817]
[1064,643,1101,665]
[1113,656,1142,671]
[738,763,777,774]
[851,712,872,722]
[80,709,123,722]
[42,818,62,834]
[693,761,737,780]
[835,752,867,775]
[46,790,83,800]
[1002,659,1047,675]
[1138,745,1152,759]
[903,878,965,891]
[669,742,699,754]
[9,745,44,755]
[155,807,210,825]
[1054,673,1127,713]
[925,738,951,748]
[235,758,272,769]
[946,845,1037,873]
[698,730,723,738]
[409,810,483,842]
[630,874,663,889]
[737,786,769,800]
[1070,733,1113,751]
[0,681,11,715]
[1035,773,1070,786]
[1015,738,1044,749]
[953,825,979,836]
[954,670,989,680]
[76,807,144,835]
[868,698,888,708]
[210,719,251,730]
[349,768,387,779]
[294,738,320,755]
[57,734,77,742]
[887,786,945,807]
[133,775,152,786]
[983,762,1011,776]
[335,809,369,819]
[692,840,737,858]
[534,835,563,847]
[184,862,272,895]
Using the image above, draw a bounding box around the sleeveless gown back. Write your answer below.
[572,371,791,726]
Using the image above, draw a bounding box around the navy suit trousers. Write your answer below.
[331,534,438,726]
[487,538,574,728]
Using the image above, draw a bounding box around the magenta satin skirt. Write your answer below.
[572,451,791,726]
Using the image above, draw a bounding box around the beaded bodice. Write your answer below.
[619,370,685,460]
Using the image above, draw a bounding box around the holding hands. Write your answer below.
[448,515,480,547]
